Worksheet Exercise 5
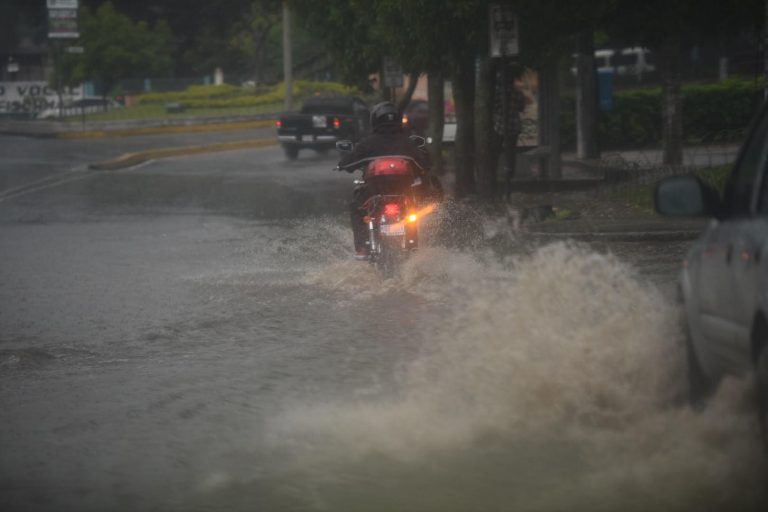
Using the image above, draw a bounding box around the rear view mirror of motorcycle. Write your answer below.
[409,135,426,148]
[336,140,353,152]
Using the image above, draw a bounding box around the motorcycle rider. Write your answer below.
[337,101,433,260]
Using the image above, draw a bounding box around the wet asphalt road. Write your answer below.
[1,136,766,511]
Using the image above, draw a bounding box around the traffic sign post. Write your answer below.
[382,58,403,103]
[489,4,519,58]
[47,0,79,8]
[489,4,520,199]
[48,8,79,39]
[47,1,80,119]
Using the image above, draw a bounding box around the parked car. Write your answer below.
[276,96,370,159]
[655,103,768,438]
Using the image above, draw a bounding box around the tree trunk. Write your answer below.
[475,56,497,200]
[452,56,476,198]
[427,71,445,175]
[575,30,599,159]
[538,56,562,179]
[660,37,683,166]
[397,72,420,112]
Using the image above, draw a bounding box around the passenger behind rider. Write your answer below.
[337,101,432,260]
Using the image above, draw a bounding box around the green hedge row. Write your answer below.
[561,79,764,150]
[137,80,359,109]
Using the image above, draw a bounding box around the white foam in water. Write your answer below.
[257,242,767,511]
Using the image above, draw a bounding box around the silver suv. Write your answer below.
[656,105,768,437]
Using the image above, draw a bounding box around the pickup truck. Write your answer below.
[276,96,370,159]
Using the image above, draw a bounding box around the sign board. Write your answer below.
[65,46,84,54]
[47,0,78,8]
[382,58,403,88]
[48,8,79,38]
[7,62,19,73]
[489,4,519,57]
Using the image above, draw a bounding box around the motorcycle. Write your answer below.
[336,139,440,277]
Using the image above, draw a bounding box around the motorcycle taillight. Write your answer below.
[383,203,401,220]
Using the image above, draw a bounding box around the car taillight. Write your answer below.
[402,114,409,126]
[383,203,400,219]
[275,119,282,127]
[333,117,341,129]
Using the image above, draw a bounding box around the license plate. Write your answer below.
[380,224,404,236]
[312,115,327,128]
[301,135,313,142]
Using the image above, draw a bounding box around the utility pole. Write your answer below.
[282,1,293,112]
[764,0,768,100]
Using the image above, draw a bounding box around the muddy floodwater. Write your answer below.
[2,211,766,512]
[1,144,766,511]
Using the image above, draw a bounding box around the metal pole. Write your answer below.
[282,1,293,111]
[54,41,64,120]
[764,0,768,100]
[502,56,511,199]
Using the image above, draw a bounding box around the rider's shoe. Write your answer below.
[354,250,370,261]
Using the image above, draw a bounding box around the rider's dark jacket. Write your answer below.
[338,124,430,173]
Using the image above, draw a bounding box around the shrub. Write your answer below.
[135,80,361,110]
[561,79,764,150]
[139,84,241,104]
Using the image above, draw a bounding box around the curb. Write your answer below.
[60,119,276,140]
[0,118,276,139]
[525,229,701,242]
[89,138,279,171]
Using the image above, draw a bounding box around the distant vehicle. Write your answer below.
[571,47,656,78]
[655,102,768,439]
[402,99,456,144]
[36,97,121,119]
[403,100,429,137]
[276,96,370,160]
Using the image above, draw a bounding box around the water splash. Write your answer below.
[254,242,767,511]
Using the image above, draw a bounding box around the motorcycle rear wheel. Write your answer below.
[376,237,402,278]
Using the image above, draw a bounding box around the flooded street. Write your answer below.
[1,143,766,511]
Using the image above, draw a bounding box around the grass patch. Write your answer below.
[68,102,285,122]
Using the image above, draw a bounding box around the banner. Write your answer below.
[0,82,82,115]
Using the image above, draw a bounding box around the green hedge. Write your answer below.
[136,80,360,109]
[139,84,242,104]
[561,79,764,150]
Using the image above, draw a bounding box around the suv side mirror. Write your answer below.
[409,135,426,148]
[655,175,721,217]
[336,140,353,152]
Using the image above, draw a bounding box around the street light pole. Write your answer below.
[282,1,293,112]
[54,40,64,120]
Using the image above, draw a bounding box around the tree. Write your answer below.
[293,0,489,196]
[63,2,172,96]
[227,1,281,83]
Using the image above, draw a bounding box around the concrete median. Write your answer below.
[89,138,279,170]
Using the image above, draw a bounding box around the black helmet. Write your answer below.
[370,101,401,131]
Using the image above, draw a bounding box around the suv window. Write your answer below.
[725,107,768,216]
